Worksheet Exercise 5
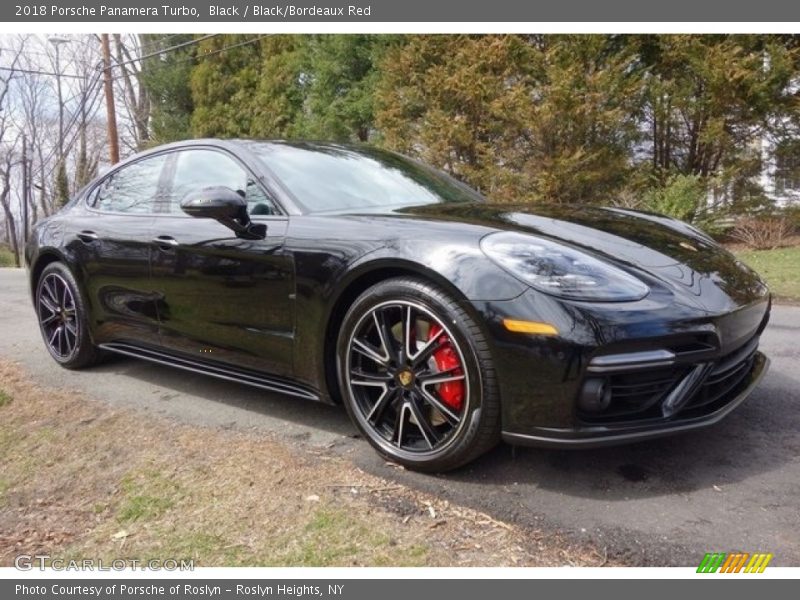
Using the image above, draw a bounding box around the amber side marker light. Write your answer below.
[502,319,559,336]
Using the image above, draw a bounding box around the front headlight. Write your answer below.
[480,231,649,302]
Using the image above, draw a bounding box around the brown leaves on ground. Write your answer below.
[0,359,604,567]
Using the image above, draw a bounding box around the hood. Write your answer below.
[395,203,768,311]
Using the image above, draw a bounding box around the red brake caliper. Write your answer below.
[427,324,464,411]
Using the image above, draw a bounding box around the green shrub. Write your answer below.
[643,174,706,223]
[641,173,731,237]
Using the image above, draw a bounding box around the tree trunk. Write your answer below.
[37,146,50,217]
[664,98,672,171]
[0,173,21,267]
[114,34,151,148]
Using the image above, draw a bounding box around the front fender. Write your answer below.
[341,241,527,303]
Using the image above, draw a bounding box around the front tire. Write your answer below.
[337,277,500,472]
[35,262,102,369]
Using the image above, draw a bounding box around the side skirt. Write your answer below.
[98,342,321,402]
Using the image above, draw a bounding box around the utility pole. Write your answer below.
[21,134,28,244]
[101,33,120,165]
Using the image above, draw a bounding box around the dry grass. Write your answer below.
[0,359,605,567]
[0,247,17,268]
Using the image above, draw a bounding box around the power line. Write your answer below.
[13,34,268,155]
[0,47,59,60]
[112,32,188,56]
[0,39,206,96]
[107,34,270,83]
[108,34,219,70]
[1,35,103,63]
[134,33,191,55]
[102,34,219,82]
[194,34,270,58]
[17,34,272,181]
[0,66,88,79]
[4,35,267,84]
[163,34,271,69]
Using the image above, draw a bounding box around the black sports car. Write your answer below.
[26,140,771,471]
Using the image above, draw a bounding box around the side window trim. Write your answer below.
[157,146,284,218]
[85,145,287,218]
[85,151,172,216]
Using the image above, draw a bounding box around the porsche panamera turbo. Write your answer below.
[25,139,771,471]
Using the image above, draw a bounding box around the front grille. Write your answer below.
[578,335,760,424]
[679,337,759,416]
[580,367,687,422]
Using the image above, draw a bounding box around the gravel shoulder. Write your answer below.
[0,359,603,567]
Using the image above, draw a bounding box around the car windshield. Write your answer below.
[244,142,484,213]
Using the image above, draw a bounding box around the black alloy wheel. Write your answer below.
[36,262,101,369]
[338,277,500,472]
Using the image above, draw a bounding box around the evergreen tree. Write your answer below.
[300,35,397,142]
[139,34,197,144]
[375,35,643,203]
[190,35,271,137]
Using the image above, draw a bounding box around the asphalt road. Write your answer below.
[2,268,799,566]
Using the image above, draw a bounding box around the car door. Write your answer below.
[149,147,295,377]
[65,152,170,347]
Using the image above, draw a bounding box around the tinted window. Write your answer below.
[166,149,277,215]
[246,142,484,213]
[93,154,168,213]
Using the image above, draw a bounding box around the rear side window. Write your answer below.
[92,154,168,213]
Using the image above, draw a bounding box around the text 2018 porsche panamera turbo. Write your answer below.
[26,139,771,471]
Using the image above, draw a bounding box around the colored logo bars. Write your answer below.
[697,552,773,573]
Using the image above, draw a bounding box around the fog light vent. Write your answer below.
[578,378,612,413]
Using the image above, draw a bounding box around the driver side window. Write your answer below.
[165,149,278,216]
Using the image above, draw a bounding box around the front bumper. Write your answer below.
[502,351,768,448]
[473,284,771,445]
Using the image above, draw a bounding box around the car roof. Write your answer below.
[131,138,359,156]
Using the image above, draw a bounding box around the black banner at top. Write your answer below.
[4,0,800,22]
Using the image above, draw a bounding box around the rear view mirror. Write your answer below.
[180,186,266,240]
[180,186,246,220]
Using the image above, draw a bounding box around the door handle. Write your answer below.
[77,230,98,243]
[152,236,179,251]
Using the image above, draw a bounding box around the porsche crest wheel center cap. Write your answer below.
[396,369,415,388]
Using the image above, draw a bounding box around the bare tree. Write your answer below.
[14,35,54,222]
[113,34,151,151]
[66,36,104,190]
[0,39,26,266]
[0,145,22,266]
[0,32,106,264]
[29,35,105,211]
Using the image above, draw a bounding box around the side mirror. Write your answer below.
[180,186,266,240]
[180,186,246,220]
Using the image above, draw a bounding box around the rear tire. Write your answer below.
[337,277,500,472]
[35,262,102,370]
